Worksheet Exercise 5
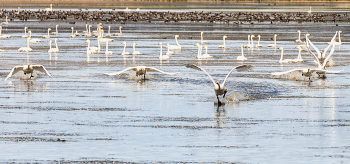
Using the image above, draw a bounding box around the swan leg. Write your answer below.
[144,74,146,80]
[223,91,227,98]
[217,96,222,105]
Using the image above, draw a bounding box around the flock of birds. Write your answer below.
[1,5,346,105]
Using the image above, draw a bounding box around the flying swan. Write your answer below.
[104,66,177,79]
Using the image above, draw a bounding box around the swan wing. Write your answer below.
[222,65,254,85]
[306,37,322,58]
[322,42,336,69]
[304,41,322,68]
[104,67,138,76]
[32,65,53,78]
[144,67,177,75]
[271,68,304,76]
[322,32,338,58]
[4,66,24,80]
[185,64,216,85]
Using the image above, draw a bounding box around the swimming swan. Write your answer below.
[43,28,51,39]
[0,26,11,38]
[159,42,169,59]
[18,38,32,52]
[166,35,181,50]
[295,30,302,43]
[51,25,59,35]
[28,31,42,42]
[256,35,262,47]
[132,42,141,55]
[218,35,227,48]
[48,38,59,53]
[1,16,9,25]
[201,32,208,44]
[121,41,130,55]
[268,34,278,47]
[237,45,247,61]
[22,27,28,38]
[113,26,123,36]
[4,64,53,80]
[105,40,113,55]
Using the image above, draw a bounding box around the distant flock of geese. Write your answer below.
[1,5,345,105]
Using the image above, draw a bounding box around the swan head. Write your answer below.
[71,27,73,29]
[216,81,220,85]
[122,42,126,44]
[224,35,227,38]
[339,31,342,33]
[251,35,255,37]
[194,43,199,46]
[55,38,58,41]
[120,26,123,28]
[201,32,203,34]
[89,25,93,27]
[134,42,137,45]
[279,47,283,50]
[25,27,28,29]
[241,44,244,47]
[56,25,59,27]
[159,42,162,45]
[50,40,53,43]
[297,30,300,32]
[175,35,179,37]
[28,31,31,34]
[85,39,90,43]
[306,33,310,36]
[48,28,51,31]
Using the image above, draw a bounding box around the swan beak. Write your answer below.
[339,31,342,33]
[279,47,282,49]
[28,64,30,66]
[216,81,219,84]
[195,43,198,46]
[120,26,123,28]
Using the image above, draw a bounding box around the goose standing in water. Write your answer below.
[51,25,59,35]
[200,32,208,44]
[2,16,9,25]
[5,64,53,80]
[22,27,29,38]
[295,30,302,43]
[104,66,177,80]
[0,26,11,38]
[185,64,253,105]
[28,31,42,42]
[132,42,141,55]
[43,28,51,39]
[237,45,247,61]
[218,35,227,48]
[121,41,130,55]
[256,35,262,47]
[159,42,169,59]
[18,38,32,52]
[166,35,181,50]
[268,34,278,47]
[113,26,123,36]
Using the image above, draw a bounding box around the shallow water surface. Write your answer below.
[0,4,350,163]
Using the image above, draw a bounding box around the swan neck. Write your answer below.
[280,49,283,61]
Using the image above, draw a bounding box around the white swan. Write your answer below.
[70,27,76,38]
[166,35,181,50]
[185,64,253,105]
[166,44,174,55]
[113,26,123,36]
[308,6,312,13]
[51,25,59,35]
[0,26,11,38]
[237,45,247,61]
[45,4,53,12]
[83,25,92,37]
[328,31,342,45]
[244,35,251,48]
[92,23,102,36]
[246,35,255,48]
[98,30,114,43]
[86,39,100,52]
[268,34,278,47]
[294,46,303,62]
[278,47,295,63]
[48,39,59,53]
[306,32,338,65]
[123,7,131,12]
[200,32,208,44]
[120,41,130,55]
[105,40,113,55]
[218,35,227,48]
[159,42,169,59]
[28,31,42,42]
[132,42,141,55]
[22,27,28,38]
[74,30,80,36]
[4,64,53,81]
[82,24,89,35]
[15,7,20,15]
[296,30,302,43]
[202,46,212,58]
[104,66,177,79]
[18,38,32,52]
[256,35,262,47]
[42,28,51,39]
[195,43,203,59]
[105,26,111,37]
[136,8,140,12]
[2,16,9,25]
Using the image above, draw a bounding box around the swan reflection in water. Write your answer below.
[6,75,51,92]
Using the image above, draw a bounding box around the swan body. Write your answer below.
[166,44,174,55]
[296,30,302,43]
[218,35,227,48]
[51,25,59,35]
[121,41,130,55]
[43,28,51,39]
[271,67,342,81]
[159,42,169,59]
[18,38,32,52]
[2,16,9,25]
[82,24,89,35]
[195,43,204,59]
[48,39,59,53]
[4,64,53,81]
[123,7,131,12]
[294,46,303,62]
[113,26,123,36]
[104,66,177,79]
[279,47,295,63]
[22,27,28,38]
[0,26,11,38]
[28,31,42,42]
[45,4,53,12]
[74,30,80,36]
[202,46,212,58]
[135,8,140,12]
[105,41,113,55]
[200,32,208,44]
[185,64,253,105]
[86,39,100,52]
[70,27,76,38]
[237,45,247,61]
[256,35,262,47]
[268,34,278,47]
[132,42,141,55]
[166,35,181,50]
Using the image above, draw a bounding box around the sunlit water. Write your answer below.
[0,4,350,163]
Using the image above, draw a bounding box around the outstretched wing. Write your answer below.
[271,68,304,76]
[304,41,322,68]
[104,67,138,76]
[145,67,177,75]
[322,41,336,69]
[322,31,338,58]
[32,65,53,78]
[222,65,254,85]
[306,37,322,59]
[4,66,24,81]
[185,64,216,85]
